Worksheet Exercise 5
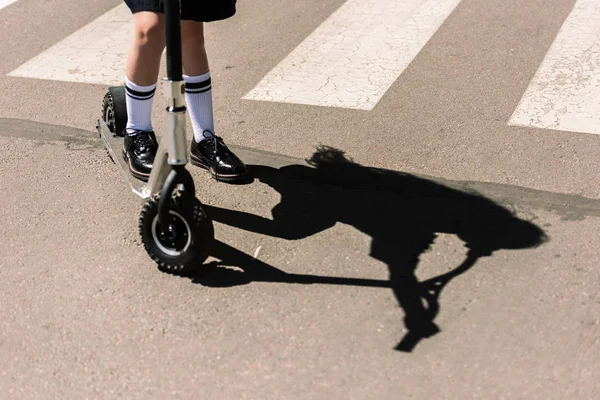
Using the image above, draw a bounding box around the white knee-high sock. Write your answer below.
[125,77,157,133]
[184,72,215,142]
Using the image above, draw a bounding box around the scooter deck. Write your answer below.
[97,119,149,199]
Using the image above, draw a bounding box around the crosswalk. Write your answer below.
[0,0,17,11]
[7,4,132,86]
[509,0,600,135]
[3,0,600,136]
[243,0,463,110]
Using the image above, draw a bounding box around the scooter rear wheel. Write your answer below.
[101,86,127,137]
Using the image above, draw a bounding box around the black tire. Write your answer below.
[139,189,214,275]
[101,86,127,137]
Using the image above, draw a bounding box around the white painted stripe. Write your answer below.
[243,0,463,110]
[0,0,18,11]
[8,4,131,85]
[509,0,600,135]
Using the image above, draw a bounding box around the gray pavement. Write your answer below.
[1,0,599,399]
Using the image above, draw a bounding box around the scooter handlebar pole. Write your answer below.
[142,0,188,197]
[164,0,183,82]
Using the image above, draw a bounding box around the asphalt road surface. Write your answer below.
[1,0,599,399]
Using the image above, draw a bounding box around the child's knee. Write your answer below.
[133,14,165,49]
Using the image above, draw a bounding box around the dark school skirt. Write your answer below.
[124,0,237,22]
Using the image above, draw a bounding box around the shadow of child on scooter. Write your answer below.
[201,146,547,352]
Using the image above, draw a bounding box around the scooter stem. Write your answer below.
[144,0,188,197]
[164,0,183,81]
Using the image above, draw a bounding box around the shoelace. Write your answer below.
[125,131,156,154]
[201,130,227,155]
[135,134,156,153]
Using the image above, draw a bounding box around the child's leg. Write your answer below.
[122,11,165,181]
[125,12,165,132]
[180,21,214,142]
[181,20,209,76]
[181,20,246,182]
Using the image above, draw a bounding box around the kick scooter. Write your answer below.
[97,0,214,274]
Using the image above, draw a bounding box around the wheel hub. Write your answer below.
[156,214,189,252]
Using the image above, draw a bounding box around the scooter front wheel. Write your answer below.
[139,189,214,274]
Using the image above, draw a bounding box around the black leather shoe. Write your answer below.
[190,131,247,182]
[122,129,158,181]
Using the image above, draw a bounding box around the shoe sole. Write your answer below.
[122,147,150,182]
[190,153,247,183]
